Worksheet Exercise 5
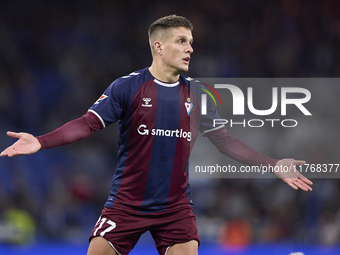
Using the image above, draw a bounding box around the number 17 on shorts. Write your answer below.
[93,217,117,237]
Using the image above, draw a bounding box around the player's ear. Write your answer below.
[154,41,163,56]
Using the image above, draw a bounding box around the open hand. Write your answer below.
[0,131,41,157]
[274,158,313,191]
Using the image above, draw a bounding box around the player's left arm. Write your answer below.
[205,126,313,191]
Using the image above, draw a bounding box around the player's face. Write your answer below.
[162,27,193,74]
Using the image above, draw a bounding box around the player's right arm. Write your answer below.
[0,111,103,157]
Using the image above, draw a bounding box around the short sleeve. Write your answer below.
[88,79,127,128]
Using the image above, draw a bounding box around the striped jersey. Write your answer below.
[89,67,221,213]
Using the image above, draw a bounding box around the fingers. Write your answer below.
[1,146,25,157]
[286,179,311,191]
[1,132,21,157]
[0,148,12,157]
[295,179,312,191]
[291,161,313,188]
[293,160,306,166]
[6,131,21,139]
[297,173,313,186]
[1,147,16,157]
[287,182,299,190]
[285,174,313,191]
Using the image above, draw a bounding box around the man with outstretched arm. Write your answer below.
[1,15,312,255]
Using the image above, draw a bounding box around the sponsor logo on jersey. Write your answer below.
[94,94,108,104]
[142,98,152,107]
[137,124,191,141]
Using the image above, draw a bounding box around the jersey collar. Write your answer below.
[153,79,179,87]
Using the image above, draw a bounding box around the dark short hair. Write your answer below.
[148,15,193,38]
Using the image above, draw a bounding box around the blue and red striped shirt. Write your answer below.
[89,68,221,213]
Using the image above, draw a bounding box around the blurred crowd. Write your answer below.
[1,0,340,246]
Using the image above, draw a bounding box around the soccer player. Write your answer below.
[1,15,312,255]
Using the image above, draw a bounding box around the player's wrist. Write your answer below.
[35,136,46,150]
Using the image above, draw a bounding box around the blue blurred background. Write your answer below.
[1,0,340,254]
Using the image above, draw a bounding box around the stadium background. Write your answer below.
[0,0,340,254]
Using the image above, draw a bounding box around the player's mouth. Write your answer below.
[183,57,190,64]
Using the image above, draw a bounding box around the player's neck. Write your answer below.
[149,63,180,83]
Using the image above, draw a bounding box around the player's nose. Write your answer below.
[186,43,193,54]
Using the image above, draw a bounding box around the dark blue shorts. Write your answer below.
[89,206,200,255]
